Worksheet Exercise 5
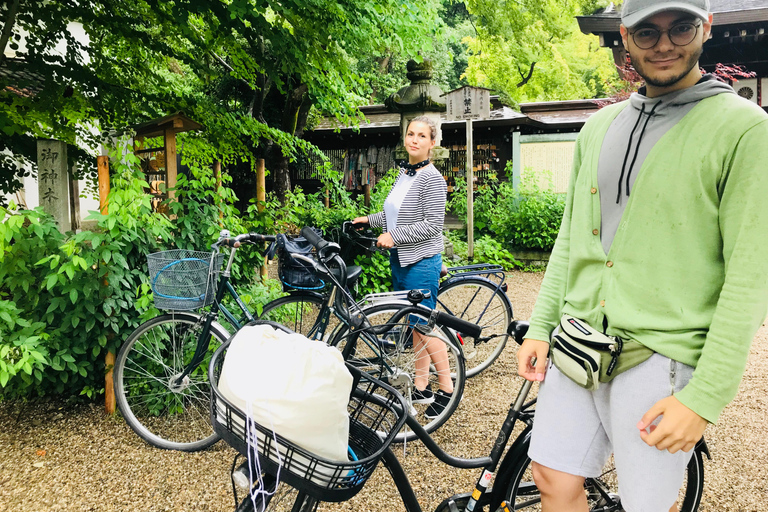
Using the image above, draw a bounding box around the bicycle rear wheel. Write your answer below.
[114,312,230,451]
[330,302,466,443]
[502,435,705,511]
[437,276,513,377]
[257,293,336,341]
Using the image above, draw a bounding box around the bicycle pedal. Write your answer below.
[496,500,512,512]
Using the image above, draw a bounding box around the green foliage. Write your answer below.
[448,167,565,252]
[462,0,621,104]
[446,233,520,270]
[0,140,281,399]
[353,251,393,297]
[490,170,565,251]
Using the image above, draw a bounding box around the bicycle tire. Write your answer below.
[330,302,466,443]
[437,276,513,378]
[114,312,230,451]
[501,434,705,511]
[257,293,333,341]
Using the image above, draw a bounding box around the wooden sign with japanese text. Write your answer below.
[37,140,70,231]
[443,86,491,121]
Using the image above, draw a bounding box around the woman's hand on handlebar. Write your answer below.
[352,216,369,225]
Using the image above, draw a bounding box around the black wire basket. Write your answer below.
[278,250,324,290]
[209,321,408,503]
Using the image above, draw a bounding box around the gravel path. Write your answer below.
[1,270,767,511]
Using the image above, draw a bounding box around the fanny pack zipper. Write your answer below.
[553,335,599,372]
[559,318,624,377]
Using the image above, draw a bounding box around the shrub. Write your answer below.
[0,144,279,399]
[448,167,565,252]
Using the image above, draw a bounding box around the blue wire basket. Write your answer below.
[147,250,224,311]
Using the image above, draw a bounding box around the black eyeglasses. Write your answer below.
[630,22,701,50]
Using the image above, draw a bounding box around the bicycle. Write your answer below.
[209,319,708,512]
[264,221,514,378]
[113,230,277,451]
[261,227,483,442]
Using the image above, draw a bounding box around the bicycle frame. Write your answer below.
[172,237,265,385]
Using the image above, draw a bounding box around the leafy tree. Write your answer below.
[462,0,621,104]
[1,0,441,202]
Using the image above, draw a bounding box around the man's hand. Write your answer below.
[376,232,395,249]
[637,396,708,453]
[517,338,550,382]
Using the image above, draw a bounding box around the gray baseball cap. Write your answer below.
[621,0,710,28]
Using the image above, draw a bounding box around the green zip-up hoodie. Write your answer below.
[527,92,768,423]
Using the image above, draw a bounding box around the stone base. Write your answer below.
[510,249,550,268]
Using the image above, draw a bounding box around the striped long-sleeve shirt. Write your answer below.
[368,164,446,266]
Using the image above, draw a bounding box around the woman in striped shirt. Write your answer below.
[352,116,451,419]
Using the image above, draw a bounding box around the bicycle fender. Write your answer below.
[489,425,533,511]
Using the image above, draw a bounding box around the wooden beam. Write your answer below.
[97,156,110,214]
[257,159,268,279]
[97,155,116,414]
[164,128,177,202]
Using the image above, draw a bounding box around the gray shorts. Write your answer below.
[528,353,695,512]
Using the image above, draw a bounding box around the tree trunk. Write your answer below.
[272,83,309,202]
[0,0,21,65]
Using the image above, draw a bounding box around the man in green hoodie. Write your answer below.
[517,0,768,510]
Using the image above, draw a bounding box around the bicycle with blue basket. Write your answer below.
[113,229,279,452]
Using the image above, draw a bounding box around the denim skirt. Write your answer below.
[389,250,441,310]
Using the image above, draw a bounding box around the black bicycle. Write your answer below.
[259,227,484,441]
[210,320,707,512]
[263,221,514,378]
[113,230,276,451]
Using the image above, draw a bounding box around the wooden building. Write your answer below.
[299,98,601,197]
[577,0,768,105]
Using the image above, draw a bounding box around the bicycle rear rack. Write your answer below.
[444,263,506,280]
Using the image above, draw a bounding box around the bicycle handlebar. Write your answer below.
[216,233,277,249]
[434,310,483,339]
[301,226,330,252]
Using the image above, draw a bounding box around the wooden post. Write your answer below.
[164,128,177,202]
[363,184,371,208]
[324,188,330,208]
[69,167,80,232]
[97,155,116,414]
[98,156,110,214]
[466,118,474,259]
[257,159,268,279]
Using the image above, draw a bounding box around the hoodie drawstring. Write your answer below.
[615,101,662,203]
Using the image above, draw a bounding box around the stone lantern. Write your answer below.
[384,58,448,162]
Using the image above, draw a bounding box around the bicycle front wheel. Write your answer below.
[114,312,230,451]
[331,302,466,443]
[502,435,705,511]
[235,477,318,512]
[437,276,513,377]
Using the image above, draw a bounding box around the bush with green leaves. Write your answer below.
[446,232,520,271]
[448,167,565,252]
[0,144,281,399]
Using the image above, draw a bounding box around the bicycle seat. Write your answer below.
[440,264,448,278]
[332,265,363,287]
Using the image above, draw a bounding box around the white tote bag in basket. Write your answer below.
[218,323,353,465]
